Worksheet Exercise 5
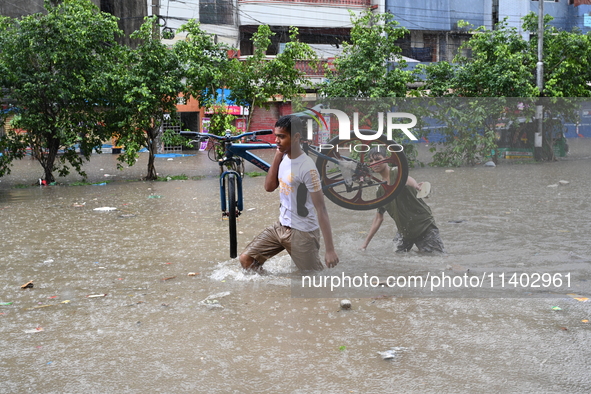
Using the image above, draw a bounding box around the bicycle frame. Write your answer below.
[182,128,407,257]
[219,141,276,213]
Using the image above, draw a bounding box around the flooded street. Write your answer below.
[1,141,590,393]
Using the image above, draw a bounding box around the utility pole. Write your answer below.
[535,0,544,160]
[151,0,160,17]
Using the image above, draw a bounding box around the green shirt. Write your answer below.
[376,169,437,240]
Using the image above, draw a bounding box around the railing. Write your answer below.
[294,59,334,77]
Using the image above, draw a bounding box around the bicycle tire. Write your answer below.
[315,131,409,211]
[227,174,238,258]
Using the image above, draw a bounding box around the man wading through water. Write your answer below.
[239,115,339,271]
[360,146,445,253]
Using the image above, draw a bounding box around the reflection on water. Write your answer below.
[1,141,590,392]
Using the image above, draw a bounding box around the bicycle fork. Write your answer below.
[220,171,243,216]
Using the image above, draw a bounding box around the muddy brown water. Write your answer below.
[1,142,590,393]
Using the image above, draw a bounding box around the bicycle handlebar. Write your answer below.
[180,129,273,141]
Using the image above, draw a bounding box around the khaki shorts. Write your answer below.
[242,221,323,271]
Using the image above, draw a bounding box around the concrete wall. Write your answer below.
[238,3,362,28]
[0,0,147,48]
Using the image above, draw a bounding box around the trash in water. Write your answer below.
[0,302,14,306]
[483,161,496,167]
[25,304,53,310]
[377,347,407,360]
[551,306,562,311]
[118,214,136,218]
[187,272,199,276]
[199,291,230,308]
[21,281,34,289]
[558,180,570,185]
[448,220,464,224]
[582,320,589,323]
[161,276,176,281]
[92,182,107,186]
[445,169,454,173]
[93,207,117,211]
[547,184,559,188]
[340,299,352,310]
[148,195,163,199]
[567,294,589,302]
[24,327,44,334]
[86,294,108,298]
[339,346,347,351]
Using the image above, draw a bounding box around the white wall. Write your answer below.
[238,3,364,28]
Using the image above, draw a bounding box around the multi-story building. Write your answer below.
[2,0,589,133]
[388,0,591,63]
[0,0,147,48]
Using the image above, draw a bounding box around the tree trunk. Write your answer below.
[40,136,60,184]
[145,126,159,180]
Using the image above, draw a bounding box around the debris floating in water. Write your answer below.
[21,281,34,289]
[87,294,108,298]
[24,327,44,334]
[377,347,407,360]
[93,207,117,211]
[340,299,352,310]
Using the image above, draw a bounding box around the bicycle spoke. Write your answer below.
[315,131,408,210]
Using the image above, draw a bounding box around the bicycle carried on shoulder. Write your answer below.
[182,128,409,258]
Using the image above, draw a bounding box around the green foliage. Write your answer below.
[207,110,236,159]
[245,171,265,178]
[0,0,123,182]
[162,129,192,148]
[419,15,591,165]
[426,98,524,167]
[175,20,231,107]
[522,13,591,98]
[316,11,421,165]
[109,16,186,180]
[157,174,189,181]
[226,25,317,129]
[318,10,413,98]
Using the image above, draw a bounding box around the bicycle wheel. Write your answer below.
[226,174,238,258]
[315,131,409,211]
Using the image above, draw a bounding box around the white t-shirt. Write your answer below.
[278,153,322,232]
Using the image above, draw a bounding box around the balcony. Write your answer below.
[294,59,333,77]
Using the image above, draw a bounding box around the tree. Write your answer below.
[0,0,123,182]
[419,16,591,166]
[318,10,413,98]
[225,25,317,131]
[316,10,420,163]
[522,13,591,98]
[110,16,186,181]
[422,20,537,98]
[174,19,234,155]
[175,20,231,108]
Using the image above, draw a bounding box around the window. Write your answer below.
[200,0,233,25]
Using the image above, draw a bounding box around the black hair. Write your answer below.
[368,146,390,159]
[275,115,303,136]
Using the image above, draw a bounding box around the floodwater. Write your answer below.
[1,142,590,393]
